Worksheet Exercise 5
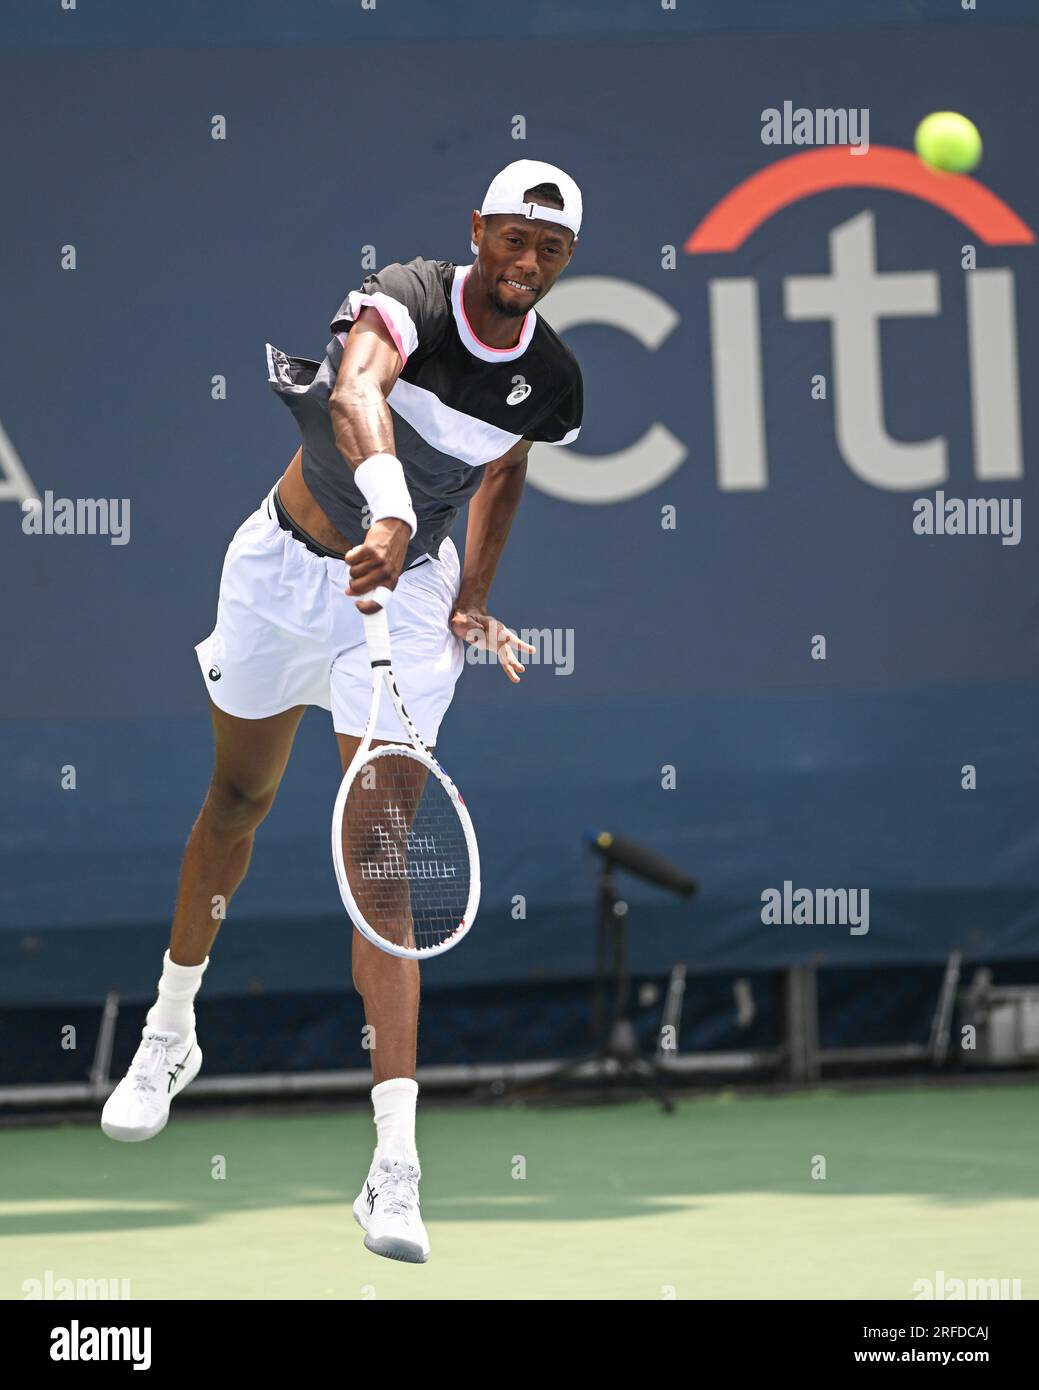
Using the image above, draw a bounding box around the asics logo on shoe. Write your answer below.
[506,384,532,405]
[366,1182,377,1214]
[167,1062,186,1093]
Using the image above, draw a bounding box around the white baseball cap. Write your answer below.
[471,158,582,255]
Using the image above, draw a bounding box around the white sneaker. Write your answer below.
[101,1028,202,1142]
[352,1154,430,1264]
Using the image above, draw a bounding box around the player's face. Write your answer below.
[477,217,574,317]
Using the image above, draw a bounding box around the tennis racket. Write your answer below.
[331,600,480,959]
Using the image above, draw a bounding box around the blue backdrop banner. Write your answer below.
[2,16,1037,1003]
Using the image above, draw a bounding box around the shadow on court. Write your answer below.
[2,1083,1038,1240]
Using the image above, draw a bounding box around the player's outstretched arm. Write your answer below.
[451,438,537,683]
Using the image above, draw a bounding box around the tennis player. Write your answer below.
[101,159,584,1264]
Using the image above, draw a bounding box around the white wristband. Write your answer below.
[355,454,418,539]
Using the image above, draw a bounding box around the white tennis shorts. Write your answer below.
[195,488,466,745]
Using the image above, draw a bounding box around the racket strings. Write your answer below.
[342,753,469,951]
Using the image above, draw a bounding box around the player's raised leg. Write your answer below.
[102,702,306,1142]
[171,702,307,965]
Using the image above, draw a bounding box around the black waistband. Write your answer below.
[270,487,430,571]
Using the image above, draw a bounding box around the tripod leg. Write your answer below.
[628,1058,675,1113]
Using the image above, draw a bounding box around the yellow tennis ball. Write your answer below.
[914,111,982,173]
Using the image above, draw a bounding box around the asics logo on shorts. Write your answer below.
[208,665,221,681]
[506,384,532,405]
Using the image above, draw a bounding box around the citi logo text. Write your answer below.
[528,148,1033,506]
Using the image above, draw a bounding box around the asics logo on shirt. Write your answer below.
[506,384,532,405]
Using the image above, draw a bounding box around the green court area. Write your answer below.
[2,1083,1036,1300]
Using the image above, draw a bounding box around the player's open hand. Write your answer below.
[345,518,411,614]
[450,608,536,683]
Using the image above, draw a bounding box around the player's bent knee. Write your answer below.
[203,779,277,838]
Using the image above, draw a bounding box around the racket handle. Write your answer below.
[362,605,392,662]
[360,584,394,611]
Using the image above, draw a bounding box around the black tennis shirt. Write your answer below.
[266,257,584,566]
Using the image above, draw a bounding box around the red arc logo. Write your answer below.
[685,146,1035,254]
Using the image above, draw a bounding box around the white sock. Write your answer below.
[372,1077,419,1166]
[145,950,209,1039]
